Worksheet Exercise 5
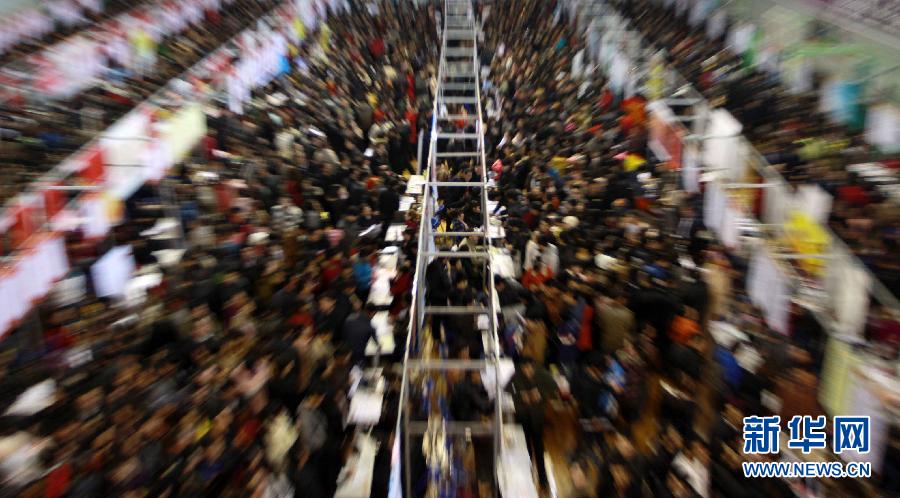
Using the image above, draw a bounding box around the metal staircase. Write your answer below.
[396,0,504,495]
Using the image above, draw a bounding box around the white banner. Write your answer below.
[90,245,136,298]
[747,249,791,335]
[865,103,900,154]
[702,109,744,180]
[825,251,871,338]
[159,103,207,167]
[101,108,153,198]
[0,235,69,336]
[762,180,790,226]
[682,144,700,193]
[34,35,104,97]
[706,8,727,40]
[78,194,111,238]
[794,184,832,226]
[719,202,741,249]
[704,181,741,249]
[703,181,726,234]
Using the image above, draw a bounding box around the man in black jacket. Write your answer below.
[425,258,452,342]
[289,445,329,498]
[509,360,549,490]
[450,371,492,421]
[378,180,400,240]
[341,300,378,365]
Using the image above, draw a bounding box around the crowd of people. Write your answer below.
[615,0,900,297]
[0,1,436,496]
[423,0,894,496]
[0,0,280,209]
[0,0,897,497]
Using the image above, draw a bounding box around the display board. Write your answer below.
[842,367,894,474]
[818,336,858,416]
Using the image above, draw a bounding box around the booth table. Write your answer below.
[497,424,539,498]
[366,247,400,357]
[405,175,426,195]
[385,223,407,243]
[335,432,380,498]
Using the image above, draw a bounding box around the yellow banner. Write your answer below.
[783,211,829,275]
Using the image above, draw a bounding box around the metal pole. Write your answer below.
[417,129,425,174]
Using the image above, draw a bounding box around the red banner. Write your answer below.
[8,204,37,248]
[42,182,66,219]
[648,111,686,171]
[78,147,105,183]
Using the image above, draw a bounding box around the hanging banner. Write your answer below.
[41,182,67,219]
[747,248,791,335]
[78,146,106,184]
[703,181,726,233]
[794,184,832,225]
[820,79,864,130]
[32,35,105,98]
[703,181,742,249]
[647,100,685,170]
[0,234,69,336]
[682,144,700,193]
[79,192,111,239]
[825,250,871,338]
[706,8,727,40]
[718,201,741,250]
[159,103,207,167]
[783,211,829,276]
[609,53,629,94]
[101,108,153,199]
[702,109,743,180]
[8,203,38,249]
[762,180,790,226]
[865,103,900,153]
[90,245,137,298]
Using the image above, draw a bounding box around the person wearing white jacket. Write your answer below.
[541,236,560,276]
[523,231,541,271]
